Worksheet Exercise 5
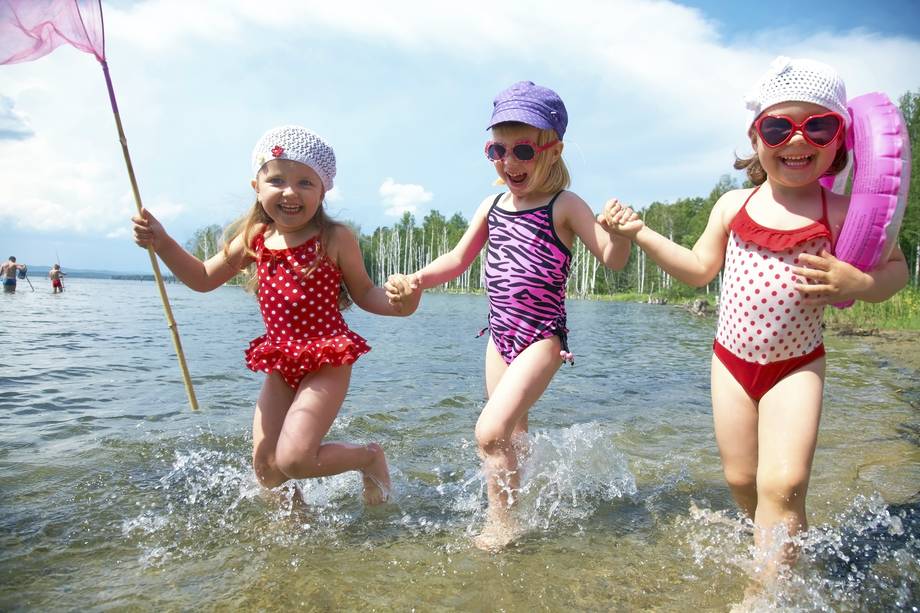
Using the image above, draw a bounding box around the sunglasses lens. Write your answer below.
[804,115,841,146]
[486,143,506,161]
[759,116,793,147]
[512,144,536,161]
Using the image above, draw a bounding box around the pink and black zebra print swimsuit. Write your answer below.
[483,191,572,364]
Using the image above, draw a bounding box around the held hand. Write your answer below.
[792,249,872,305]
[598,198,644,238]
[132,208,168,251]
[384,273,421,306]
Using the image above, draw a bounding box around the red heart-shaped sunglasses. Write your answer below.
[754,112,844,148]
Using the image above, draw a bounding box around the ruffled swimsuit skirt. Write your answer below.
[244,232,369,389]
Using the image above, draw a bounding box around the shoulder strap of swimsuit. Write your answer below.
[546,190,564,209]
[488,192,505,212]
[819,186,829,225]
[739,185,761,213]
[250,226,269,256]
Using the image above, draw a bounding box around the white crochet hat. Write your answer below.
[251,125,336,191]
[745,56,849,127]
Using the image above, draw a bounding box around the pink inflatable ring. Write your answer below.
[820,92,911,308]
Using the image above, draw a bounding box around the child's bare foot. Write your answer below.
[360,443,391,505]
[729,582,768,613]
[472,514,521,552]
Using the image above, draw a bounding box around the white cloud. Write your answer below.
[2,0,920,270]
[0,95,33,140]
[379,178,433,217]
[0,132,186,234]
[325,186,343,203]
[105,0,244,52]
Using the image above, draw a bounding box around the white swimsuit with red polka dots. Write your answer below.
[244,232,369,389]
[713,187,831,399]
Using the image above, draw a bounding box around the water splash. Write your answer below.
[680,493,920,610]
[121,444,369,566]
[518,422,637,531]
[422,422,638,538]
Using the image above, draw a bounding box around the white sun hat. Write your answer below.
[744,56,849,127]
[251,125,336,191]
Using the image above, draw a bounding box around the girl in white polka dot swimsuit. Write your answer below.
[133,126,420,505]
[601,58,907,577]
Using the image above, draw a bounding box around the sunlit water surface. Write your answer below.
[1,280,917,610]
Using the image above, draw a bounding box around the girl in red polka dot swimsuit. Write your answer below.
[133,126,420,505]
[602,58,907,578]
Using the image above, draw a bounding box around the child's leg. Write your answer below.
[252,372,296,488]
[477,337,561,517]
[710,354,759,518]
[484,344,528,437]
[754,357,824,567]
[273,363,390,504]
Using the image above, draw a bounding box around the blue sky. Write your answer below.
[1,0,919,272]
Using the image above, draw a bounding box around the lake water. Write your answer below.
[1,279,918,610]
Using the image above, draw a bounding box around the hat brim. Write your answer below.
[487,108,557,136]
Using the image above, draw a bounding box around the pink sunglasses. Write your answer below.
[484,139,559,163]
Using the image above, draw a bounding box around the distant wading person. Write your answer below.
[48,264,66,293]
[1,256,25,293]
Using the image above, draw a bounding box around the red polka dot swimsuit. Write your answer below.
[713,187,831,400]
[244,231,370,389]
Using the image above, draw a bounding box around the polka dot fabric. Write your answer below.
[715,200,831,366]
[244,232,369,389]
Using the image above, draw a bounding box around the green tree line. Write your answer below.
[188,89,920,299]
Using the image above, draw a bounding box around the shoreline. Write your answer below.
[828,328,920,375]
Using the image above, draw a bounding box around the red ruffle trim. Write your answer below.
[731,206,831,252]
[244,332,370,388]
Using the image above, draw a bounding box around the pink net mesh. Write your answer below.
[0,0,104,64]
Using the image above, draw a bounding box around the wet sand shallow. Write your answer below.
[834,329,920,375]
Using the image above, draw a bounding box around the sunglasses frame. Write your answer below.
[484,139,559,163]
[754,112,845,149]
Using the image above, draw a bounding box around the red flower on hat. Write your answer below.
[271,145,284,157]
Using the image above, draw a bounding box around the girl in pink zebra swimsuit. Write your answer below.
[603,57,908,581]
[385,81,636,550]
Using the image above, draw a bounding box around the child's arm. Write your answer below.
[414,196,491,289]
[793,245,909,305]
[334,225,420,316]
[384,196,491,306]
[557,194,634,270]
[412,196,495,289]
[605,193,735,287]
[132,208,248,292]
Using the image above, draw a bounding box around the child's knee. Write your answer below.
[274,441,319,477]
[723,467,757,492]
[474,421,510,454]
[252,453,284,488]
[756,469,809,506]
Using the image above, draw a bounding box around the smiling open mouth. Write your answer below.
[278,202,303,214]
[780,154,814,168]
[507,171,528,185]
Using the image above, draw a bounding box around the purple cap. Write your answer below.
[488,81,568,140]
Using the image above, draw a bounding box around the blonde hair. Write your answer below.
[222,176,351,308]
[491,124,570,194]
